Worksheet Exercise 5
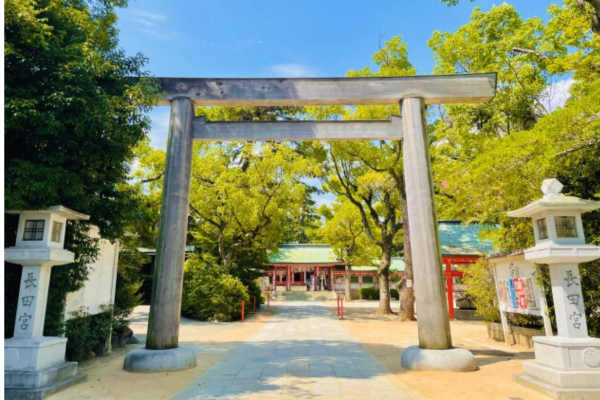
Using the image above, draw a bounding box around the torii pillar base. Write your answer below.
[401,346,477,372]
[123,346,196,373]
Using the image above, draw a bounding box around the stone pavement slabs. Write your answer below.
[173,302,419,399]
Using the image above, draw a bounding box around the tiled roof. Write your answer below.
[267,244,342,263]
[438,220,494,255]
[352,257,405,272]
[268,221,493,264]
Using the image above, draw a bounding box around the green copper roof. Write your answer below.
[268,221,493,264]
[438,220,494,255]
[268,244,341,263]
[352,257,405,272]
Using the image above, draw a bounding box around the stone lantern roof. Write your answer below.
[5,205,90,220]
[507,179,600,218]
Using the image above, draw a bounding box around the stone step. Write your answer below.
[5,371,86,400]
[273,290,336,302]
[5,361,79,389]
[513,372,600,400]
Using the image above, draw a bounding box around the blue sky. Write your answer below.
[116,0,559,148]
[116,1,561,207]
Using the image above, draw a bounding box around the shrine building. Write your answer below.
[265,220,493,318]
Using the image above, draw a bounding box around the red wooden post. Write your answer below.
[445,261,455,320]
[340,297,344,320]
[337,297,340,316]
[330,267,334,291]
[314,267,319,291]
[241,301,245,322]
[273,268,277,292]
[253,296,256,313]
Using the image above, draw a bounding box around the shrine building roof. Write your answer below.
[438,220,494,256]
[267,244,343,264]
[268,221,494,265]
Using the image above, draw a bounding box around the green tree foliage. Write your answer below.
[187,141,317,273]
[441,0,600,35]
[181,257,250,322]
[316,36,416,317]
[458,260,501,323]
[5,0,159,238]
[430,1,600,334]
[132,107,320,315]
[318,200,378,301]
[5,0,158,335]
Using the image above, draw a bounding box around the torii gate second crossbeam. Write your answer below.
[123,73,497,373]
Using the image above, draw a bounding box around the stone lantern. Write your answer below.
[508,179,600,398]
[4,206,89,399]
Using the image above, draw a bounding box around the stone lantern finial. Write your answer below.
[541,178,563,196]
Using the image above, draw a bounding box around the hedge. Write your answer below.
[358,287,379,300]
[358,287,399,300]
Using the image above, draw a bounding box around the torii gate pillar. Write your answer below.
[124,98,197,372]
[399,98,476,371]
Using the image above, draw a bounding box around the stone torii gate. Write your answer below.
[124,73,497,372]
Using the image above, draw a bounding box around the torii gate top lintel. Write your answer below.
[152,72,497,107]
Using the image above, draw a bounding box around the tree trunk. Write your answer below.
[377,249,393,315]
[398,196,415,321]
[578,0,600,34]
[344,262,352,301]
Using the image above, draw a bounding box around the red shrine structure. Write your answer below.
[265,220,494,319]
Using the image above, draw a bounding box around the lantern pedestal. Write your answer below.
[514,337,600,399]
[513,294,600,398]
[4,337,86,400]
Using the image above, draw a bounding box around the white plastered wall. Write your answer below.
[64,225,120,319]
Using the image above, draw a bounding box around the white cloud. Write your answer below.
[542,78,574,112]
[313,192,337,209]
[124,9,174,41]
[130,10,166,27]
[137,28,170,41]
[267,64,319,78]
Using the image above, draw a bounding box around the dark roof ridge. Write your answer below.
[486,249,525,260]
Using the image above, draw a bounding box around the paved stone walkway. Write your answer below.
[173,302,419,399]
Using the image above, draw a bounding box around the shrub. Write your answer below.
[358,286,379,300]
[391,288,399,300]
[182,258,250,322]
[230,248,266,309]
[64,308,112,362]
[458,259,501,323]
